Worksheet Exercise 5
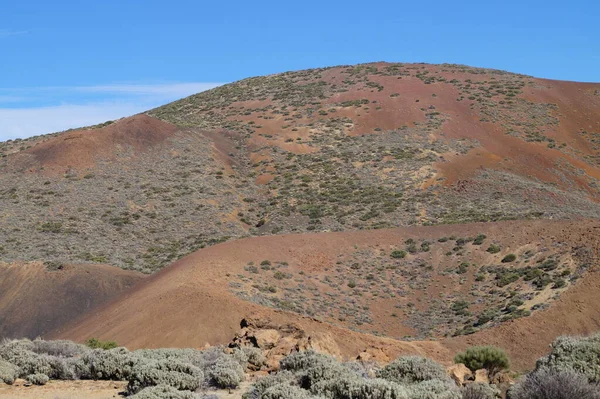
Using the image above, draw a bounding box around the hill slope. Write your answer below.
[54,219,600,370]
[0,261,143,339]
[0,63,599,272]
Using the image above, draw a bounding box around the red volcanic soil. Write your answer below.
[55,219,600,371]
[0,262,144,340]
[7,115,179,175]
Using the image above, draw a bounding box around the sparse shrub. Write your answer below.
[454,346,509,376]
[32,339,88,357]
[407,379,461,399]
[535,333,600,383]
[462,382,501,399]
[280,350,334,373]
[501,254,517,263]
[261,384,314,399]
[83,347,138,380]
[311,376,410,399]
[207,356,244,389]
[26,373,49,385]
[86,338,119,350]
[473,234,487,245]
[391,250,407,259]
[127,359,204,394]
[0,359,18,384]
[376,356,449,385]
[130,384,203,399]
[486,245,501,254]
[507,367,600,399]
[242,370,298,399]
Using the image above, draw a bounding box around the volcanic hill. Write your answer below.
[1,62,600,367]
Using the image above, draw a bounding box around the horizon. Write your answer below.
[1,0,598,140]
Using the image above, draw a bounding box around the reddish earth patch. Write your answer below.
[0,262,144,340]
[54,219,600,371]
[8,115,178,175]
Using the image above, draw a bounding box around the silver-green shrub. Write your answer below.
[0,359,18,384]
[311,376,410,399]
[127,359,204,394]
[26,373,49,385]
[376,356,450,385]
[406,379,461,399]
[129,384,203,399]
[207,356,244,389]
[535,333,600,383]
[462,382,501,399]
[261,383,316,399]
[31,338,88,358]
[507,367,600,399]
[242,370,298,399]
[83,347,139,380]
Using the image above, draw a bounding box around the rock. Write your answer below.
[252,329,281,349]
[447,363,473,386]
[475,369,489,384]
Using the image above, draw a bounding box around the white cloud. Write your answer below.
[0,82,222,141]
[74,83,221,97]
[0,102,147,141]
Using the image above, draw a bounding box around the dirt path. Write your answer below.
[0,380,252,398]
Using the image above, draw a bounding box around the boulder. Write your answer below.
[475,369,490,384]
[447,363,473,386]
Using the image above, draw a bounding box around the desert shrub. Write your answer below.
[26,373,49,385]
[406,379,461,399]
[32,339,88,357]
[130,384,203,399]
[83,347,139,380]
[391,250,407,259]
[0,340,53,377]
[376,356,449,385]
[127,359,204,394]
[206,355,244,389]
[0,359,18,384]
[261,384,315,399]
[462,382,501,399]
[501,254,517,263]
[280,351,335,373]
[507,367,600,399]
[134,348,205,368]
[242,370,298,399]
[86,338,119,350]
[535,333,600,383]
[303,360,356,389]
[486,245,501,254]
[241,346,266,369]
[454,346,509,376]
[311,376,410,399]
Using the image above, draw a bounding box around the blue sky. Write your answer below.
[1,0,598,140]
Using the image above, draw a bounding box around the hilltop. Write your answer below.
[0,62,599,273]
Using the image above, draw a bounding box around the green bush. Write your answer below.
[86,338,119,350]
[454,346,509,376]
[391,250,407,259]
[376,356,449,385]
[507,367,600,399]
[26,373,49,385]
[501,254,517,263]
[486,245,501,254]
[535,333,600,383]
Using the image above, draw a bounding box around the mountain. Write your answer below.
[1,62,599,273]
[1,62,600,366]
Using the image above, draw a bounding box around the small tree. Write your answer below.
[454,346,509,376]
